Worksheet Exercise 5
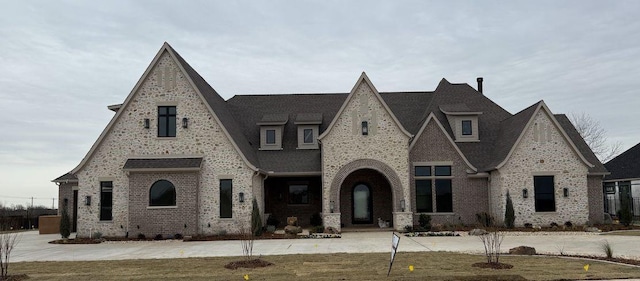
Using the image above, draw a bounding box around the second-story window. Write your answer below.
[461,120,472,136]
[266,129,276,144]
[158,106,176,137]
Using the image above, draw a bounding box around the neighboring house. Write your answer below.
[52,43,607,238]
[603,142,640,218]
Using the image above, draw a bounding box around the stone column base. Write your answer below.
[322,213,341,233]
[393,212,413,231]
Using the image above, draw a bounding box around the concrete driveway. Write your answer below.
[9,230,640,262]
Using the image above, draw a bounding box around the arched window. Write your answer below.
[149,180,176,206]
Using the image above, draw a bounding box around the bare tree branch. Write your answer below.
[569,112,622,163]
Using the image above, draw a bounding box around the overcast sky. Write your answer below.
[1,1,639,208]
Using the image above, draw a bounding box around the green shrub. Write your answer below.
[266,214,280,227]
[403,225,414,233]
[59,201,71,239]
[475,212,493,227]
[601,240,613,258]
[310,212,323,227]
[504,192,515,229]
[251,198,263,236]
[618,203,633,227]
[418,214,431,230]
[93,232,102,239]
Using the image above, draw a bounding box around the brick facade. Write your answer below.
[128,172,199,236]
[409,119,489,226]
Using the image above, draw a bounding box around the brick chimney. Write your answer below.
[477,77,483,93]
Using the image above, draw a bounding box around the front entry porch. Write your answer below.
[340,169,393,228]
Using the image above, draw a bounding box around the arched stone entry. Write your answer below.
[339,169,393,228]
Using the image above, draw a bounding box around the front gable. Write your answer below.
[496,102,593,170]
[409,113,477,172]
[71,43,256,175]
[318,72,412,141]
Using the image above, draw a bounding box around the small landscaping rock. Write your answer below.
[585,227,601,232]
[509,246,536,255]
[284,225,302,235]
[468,228,488,236]
[603,213,613,225]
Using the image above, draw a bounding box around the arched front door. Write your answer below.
[352,183,372,224]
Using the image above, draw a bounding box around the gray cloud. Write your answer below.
[1,0,639,205]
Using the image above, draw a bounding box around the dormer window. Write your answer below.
[461,120,472,136]
[258,114,288,150]
[439,104,481,142]
[295,113,322,149]
[266,129,276,144]
[303,129,314,144]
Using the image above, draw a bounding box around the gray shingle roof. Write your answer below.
[123,158,203,170]
[604,142,640,180]
[52,172,77,182]
[227,94,347,172]
[168,45,259,168]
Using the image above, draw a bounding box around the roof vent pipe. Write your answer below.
[477,77,483,93]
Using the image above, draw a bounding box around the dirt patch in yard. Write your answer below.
[224,258,273,269]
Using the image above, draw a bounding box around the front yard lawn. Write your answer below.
[10,252,640,280]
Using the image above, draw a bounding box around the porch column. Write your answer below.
[322,213,341,232]
[392,212,413,231]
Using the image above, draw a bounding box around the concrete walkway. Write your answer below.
[9,230,640,263]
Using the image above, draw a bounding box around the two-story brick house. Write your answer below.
[53,43,607,237]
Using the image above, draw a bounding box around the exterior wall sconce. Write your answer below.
[239,192,245,203]
[330,200,335,213]
[400,199,406,212]
[361,121,368,135]
[522,189,528,199]
[182,117,189,128]
[85,195,92,206]
[563,188,569,197]
[144,118,150,129]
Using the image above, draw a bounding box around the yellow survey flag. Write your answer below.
[409,265,414,272]
[583,264,590,271]
[244,274,250,280]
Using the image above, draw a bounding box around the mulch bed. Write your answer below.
[184,233,287,242]
[48,238,103,244]
[224,258,274,269]
[471,262,514,269]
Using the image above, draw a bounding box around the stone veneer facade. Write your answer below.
[74,51,256,237]
[320,80,411,231]
[490,110,590,226]
[63,45,604,237]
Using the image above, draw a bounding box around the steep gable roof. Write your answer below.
[70,43,258,174]
[318,72,412,140]
[409,113,477,171]
[169,46,259,168]
[492,101,594,170]
[604,142,640,180]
